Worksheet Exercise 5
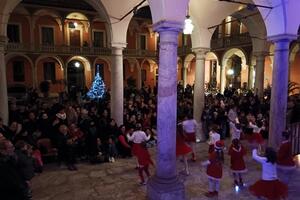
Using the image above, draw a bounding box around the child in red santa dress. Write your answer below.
[276,131,296,184]
[228,138,247,187]
[249,147,288,200]
[176,124,192,175]
[202,140,224,198]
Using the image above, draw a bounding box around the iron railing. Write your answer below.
[211,33,252,50]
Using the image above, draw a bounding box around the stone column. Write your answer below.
[147,21,185,200]
[182,65,187,88]
[254,53,266,98]
[111,43,125,126]
[0,36,8,124]
[248,65,254,89]
[220,65,226,94]
[268,36,295,148]
[193,48,208,141]
[137,66,142,90]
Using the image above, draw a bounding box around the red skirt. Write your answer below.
[247,132,264,144]
[185,132,196,142]
[249,179,288,200]
[132,143,153,166]
[176,142,192,156]
[208,144,214,153]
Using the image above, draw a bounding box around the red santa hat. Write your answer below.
[215,140,224,150]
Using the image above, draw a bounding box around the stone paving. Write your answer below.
[31,140,300,200]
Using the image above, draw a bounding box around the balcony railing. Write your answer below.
[6,43,160,58]
[211,33,252,50]
[6,43,113,56]
[6,43,194,58]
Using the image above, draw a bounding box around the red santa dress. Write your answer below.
[206,151,223,180]
[228,144,247,173]
[277,140,296,170]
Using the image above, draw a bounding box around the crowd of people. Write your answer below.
[0,83,299,199]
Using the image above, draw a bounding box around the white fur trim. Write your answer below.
[207,175,221,181]
[231,168,248,173]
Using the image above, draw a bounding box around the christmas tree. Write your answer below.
[87,66,105,99]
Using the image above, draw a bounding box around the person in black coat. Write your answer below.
[0,139,29,200]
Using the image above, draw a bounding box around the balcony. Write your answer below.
[6,43,112,56]
[211,33,252,50]
[6,43,193,58]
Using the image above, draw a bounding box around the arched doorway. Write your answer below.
[222,48,248,90]
[67,60,85,93]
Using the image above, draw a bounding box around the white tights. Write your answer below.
[208,178,220,192]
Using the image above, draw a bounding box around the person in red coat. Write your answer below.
[202,140,224,197]
[176,124,192,175]
[228,139,247,187]
[277,131,296,184]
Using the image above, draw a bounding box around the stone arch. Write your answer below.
[222,48,249,89]
[5,53,34,87]
[183,54,196,87]
[66,56,92,88]
[140,58,157,88]
[33,9,62,30]
[289,43,300,86]
[35,55,65,92]
[205,52,220,89]
[65,12,89,33]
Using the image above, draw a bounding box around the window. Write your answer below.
[43,62,56,82]
[139,34,147,50]
[7,24,20,43]
[93,31,104,47]
[13,61,25,82]
[41,27,54,45]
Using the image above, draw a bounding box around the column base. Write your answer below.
[147,175,185,200]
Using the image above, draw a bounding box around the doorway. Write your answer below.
[69,30,81,46]
[67,60,85,94]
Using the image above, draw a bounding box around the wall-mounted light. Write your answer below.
[227,69,234,75]
[74,62,80,68]
[68,22,78,29]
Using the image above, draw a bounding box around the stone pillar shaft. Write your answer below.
[156,26,179,179]
[111,45,124,126]
[0,36,8,124]
[220,65,226,94]
[193,49,208,141]
[147,21,185,200]
[248,65,254,89]
[269,38,291,148]
[183,66,187,88]
[254,54,265,98]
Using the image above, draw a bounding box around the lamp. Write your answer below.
[227,69,234,75]
[183,4,194,35]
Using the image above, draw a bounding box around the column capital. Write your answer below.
[267,34,297,43]
[253,51,269,60]
[152,20,183,33]
[111,42,126,49]
[192,47,210,60]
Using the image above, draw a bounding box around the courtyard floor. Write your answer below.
[31,140,300,200]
